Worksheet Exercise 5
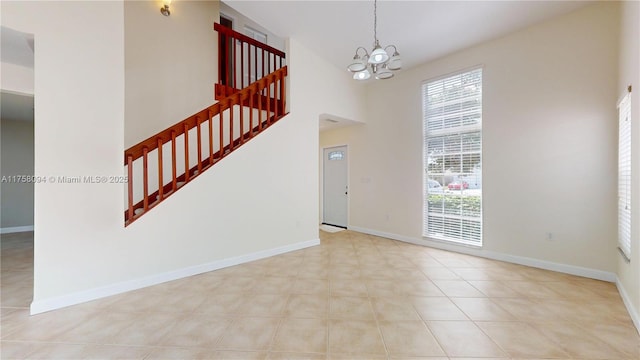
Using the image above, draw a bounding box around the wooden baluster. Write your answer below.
[258,85,263,131]
[219,107,224,157]
[225,34,230,87]
[281,70,286,115]
[254,46,258,83]
[157,138,164,201]
[266,80,271,126]
[229,101,234,151]
[208,110,214,165]
[249,89,254,137]
[171,131,177,190]
[184,123,190,182]
[248,44,252,85]
[241,41,245,89]
[127,154,133,221]
[143,147,149,211]
[196,116,202,174]
[268,51,271,75]
[232,35,237,88]
[262,48,266,85]
[274,74,279,120]
[239,94,244,144]
[218,31,223,86]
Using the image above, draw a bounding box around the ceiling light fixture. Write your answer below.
[348,0,401,81]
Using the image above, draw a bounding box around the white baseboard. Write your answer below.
[1,225,34,234]
[348,226,617,282]
[30,238,320,315]
[616,277,640,334]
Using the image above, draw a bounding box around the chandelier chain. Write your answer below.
[373,0,377,45]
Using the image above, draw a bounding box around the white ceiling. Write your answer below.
[224,0,591,72]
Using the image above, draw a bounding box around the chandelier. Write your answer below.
[347,0,402,80]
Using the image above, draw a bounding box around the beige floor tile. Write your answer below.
[419,266,461,280]
[531,321,628,359]
[379,321,445,357]
[158,314,231,348]
[284,294,328,318]
[0,340,40,359]
[328,319,386,355]
[217,317,281,350]
[427,321,507,358]
[3,307,95,342]
[2,230,638,360]
[371,297,421,321]
[450,297,516,321]
[365,279,403,297]
[329,296,375,320]
[271,317,327,353]
[582,321,640,359]
[329,279,369,297]
[432,280,485,297]
[252,276,295,294]
[235,294,290,317]
[266,352,325,360]
[211,350,268,359]
[23,342,87,359]
[476,321,569,358]
[291,279,329,296]
[467,280,524,298]
[54,310,138,343]
[491,298,560,322]
[501,281,564,299]
[144,346,216,359]
[410,296,468,321]
[194,292,246,315]
[107,312,183,346]
[78,344,152,359]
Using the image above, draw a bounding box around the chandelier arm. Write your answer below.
[355,46,370,57]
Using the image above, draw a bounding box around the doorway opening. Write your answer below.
[322,145,348,228]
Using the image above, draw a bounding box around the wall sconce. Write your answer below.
[160,0,171,16]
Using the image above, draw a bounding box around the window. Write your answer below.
[328,151,344,161]
[423,68,482,246]
[618,91,631,261]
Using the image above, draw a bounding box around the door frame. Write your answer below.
[320,143,350,228]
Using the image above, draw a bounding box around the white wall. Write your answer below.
[617,0,640,331]
[0,62,34,95]
[1,0,358,314]
[1,119,34,229]
[125,0,219,147]
[321,2,619,277]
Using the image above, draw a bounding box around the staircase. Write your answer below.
[124,23,288,226]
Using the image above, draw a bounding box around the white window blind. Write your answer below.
[423,68,482,246]
[618,92,631,260]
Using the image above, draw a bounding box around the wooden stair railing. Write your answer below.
[124,23,288,226]
[214,22,286,99]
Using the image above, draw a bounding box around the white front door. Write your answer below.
[323,146,348,228]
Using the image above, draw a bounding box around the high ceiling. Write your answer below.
[224,0,591,72]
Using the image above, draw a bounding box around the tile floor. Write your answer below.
[1,230,639,359]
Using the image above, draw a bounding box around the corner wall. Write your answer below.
[321,2,619,278]
[0,0,328,313]
[617,0,640,331]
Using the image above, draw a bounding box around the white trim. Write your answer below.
[616,277,640,334]
[0,225,34,234]
[349,225,616,282]
[30,238,320,315]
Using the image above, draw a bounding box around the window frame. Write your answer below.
[422,66,483,247]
